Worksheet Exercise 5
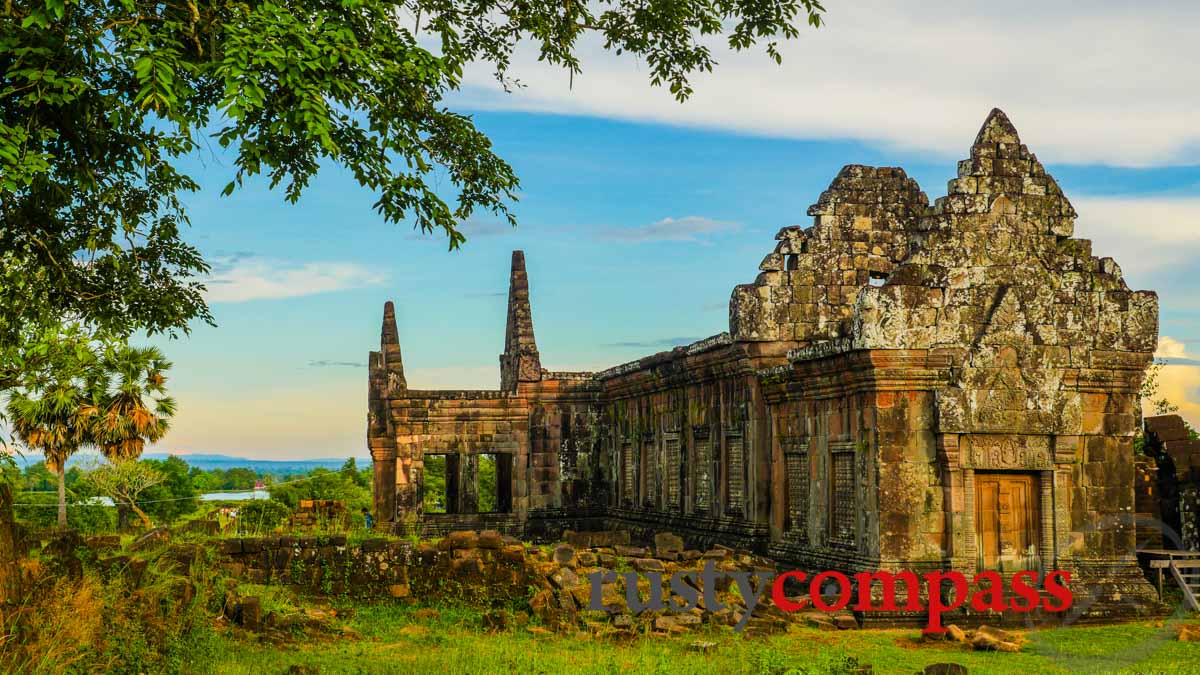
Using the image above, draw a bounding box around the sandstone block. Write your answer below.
[477,530,503,549]
[653,532,684,556]
[631,558,665,573]
[552,544,577,566]
[446,530,478,549]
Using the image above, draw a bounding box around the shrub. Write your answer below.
[236,499,291,535]
[13,491,115,534]
[268,464,371,513]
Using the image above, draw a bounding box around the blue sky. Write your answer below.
[146,1,1200,458]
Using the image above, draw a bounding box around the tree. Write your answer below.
[85,459,165,529]
[1,0,826,358]
[139,455,199,523]
[422,454,446,513]
[92,345,176,462]
[269,467,370,512]
[1139,358,1179,417]
[20,461,57,492]
[5,328,103,526]
[340,457,370,489]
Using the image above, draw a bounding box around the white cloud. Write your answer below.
[204,257,386,303]
[450,0,1200,167]
[1157,336,1195,361]
[597,216,740,243]
[1144,336,1200,430]
[1072,197,1200,288]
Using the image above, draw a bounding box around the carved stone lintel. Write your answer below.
[963,434,1052,470]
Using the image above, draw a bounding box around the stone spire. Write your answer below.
[936,107,1076,237]
[973,107,1021,146]
[380,300,407,392]
[500,250,541,391]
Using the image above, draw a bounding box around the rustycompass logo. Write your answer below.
[588,563,1073,633]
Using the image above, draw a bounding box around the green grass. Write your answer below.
[203,602,1200,674]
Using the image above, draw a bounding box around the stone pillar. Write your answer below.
[963,469,977,571]
[463,454,479,514]
[499,251,542,392]
[1039,470,1054,570]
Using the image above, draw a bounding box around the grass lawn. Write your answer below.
[206,604,1200,674]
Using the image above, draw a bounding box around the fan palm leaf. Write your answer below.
[95,345,175,462]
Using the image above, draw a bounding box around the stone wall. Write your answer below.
[216,532,532,603]
[1135,455,1164,550]
[1143,414,1200,550]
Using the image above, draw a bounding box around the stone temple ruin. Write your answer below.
[368,109,1164,622]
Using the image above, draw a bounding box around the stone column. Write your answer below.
[963,469,977,571]
[1039,470,1054,571]
[463,453,479,514]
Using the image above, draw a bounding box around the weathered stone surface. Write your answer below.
[549,567,580,590]
[801,612,838,631]
[552,544,576,566]
[831,611,858,630]
[653,533,684,556]
[446,531,478,550]
[630,558,665,574]
[240,596,262,631]
[478,530,503,549]
[129,527,169,552]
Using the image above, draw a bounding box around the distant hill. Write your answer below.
[144,453,371,476]
[11,450,370,476]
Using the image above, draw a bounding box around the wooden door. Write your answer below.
[976,473,1039,571]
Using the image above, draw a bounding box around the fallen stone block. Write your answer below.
[552,544,577,566]
[653,532,684,556]
[832,611,858,630]
[631,558,665,573]
[446,530,478,550]
[478,530,503,549]
[550,566,581,589]
[801,612,838,631]
[129,527,169,552]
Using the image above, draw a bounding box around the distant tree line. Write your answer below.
[4,455,372,534]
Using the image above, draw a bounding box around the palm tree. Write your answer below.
[6,376,99,526]
[93,345,176,462]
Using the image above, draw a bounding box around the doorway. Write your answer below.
[975,472,1041,571]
